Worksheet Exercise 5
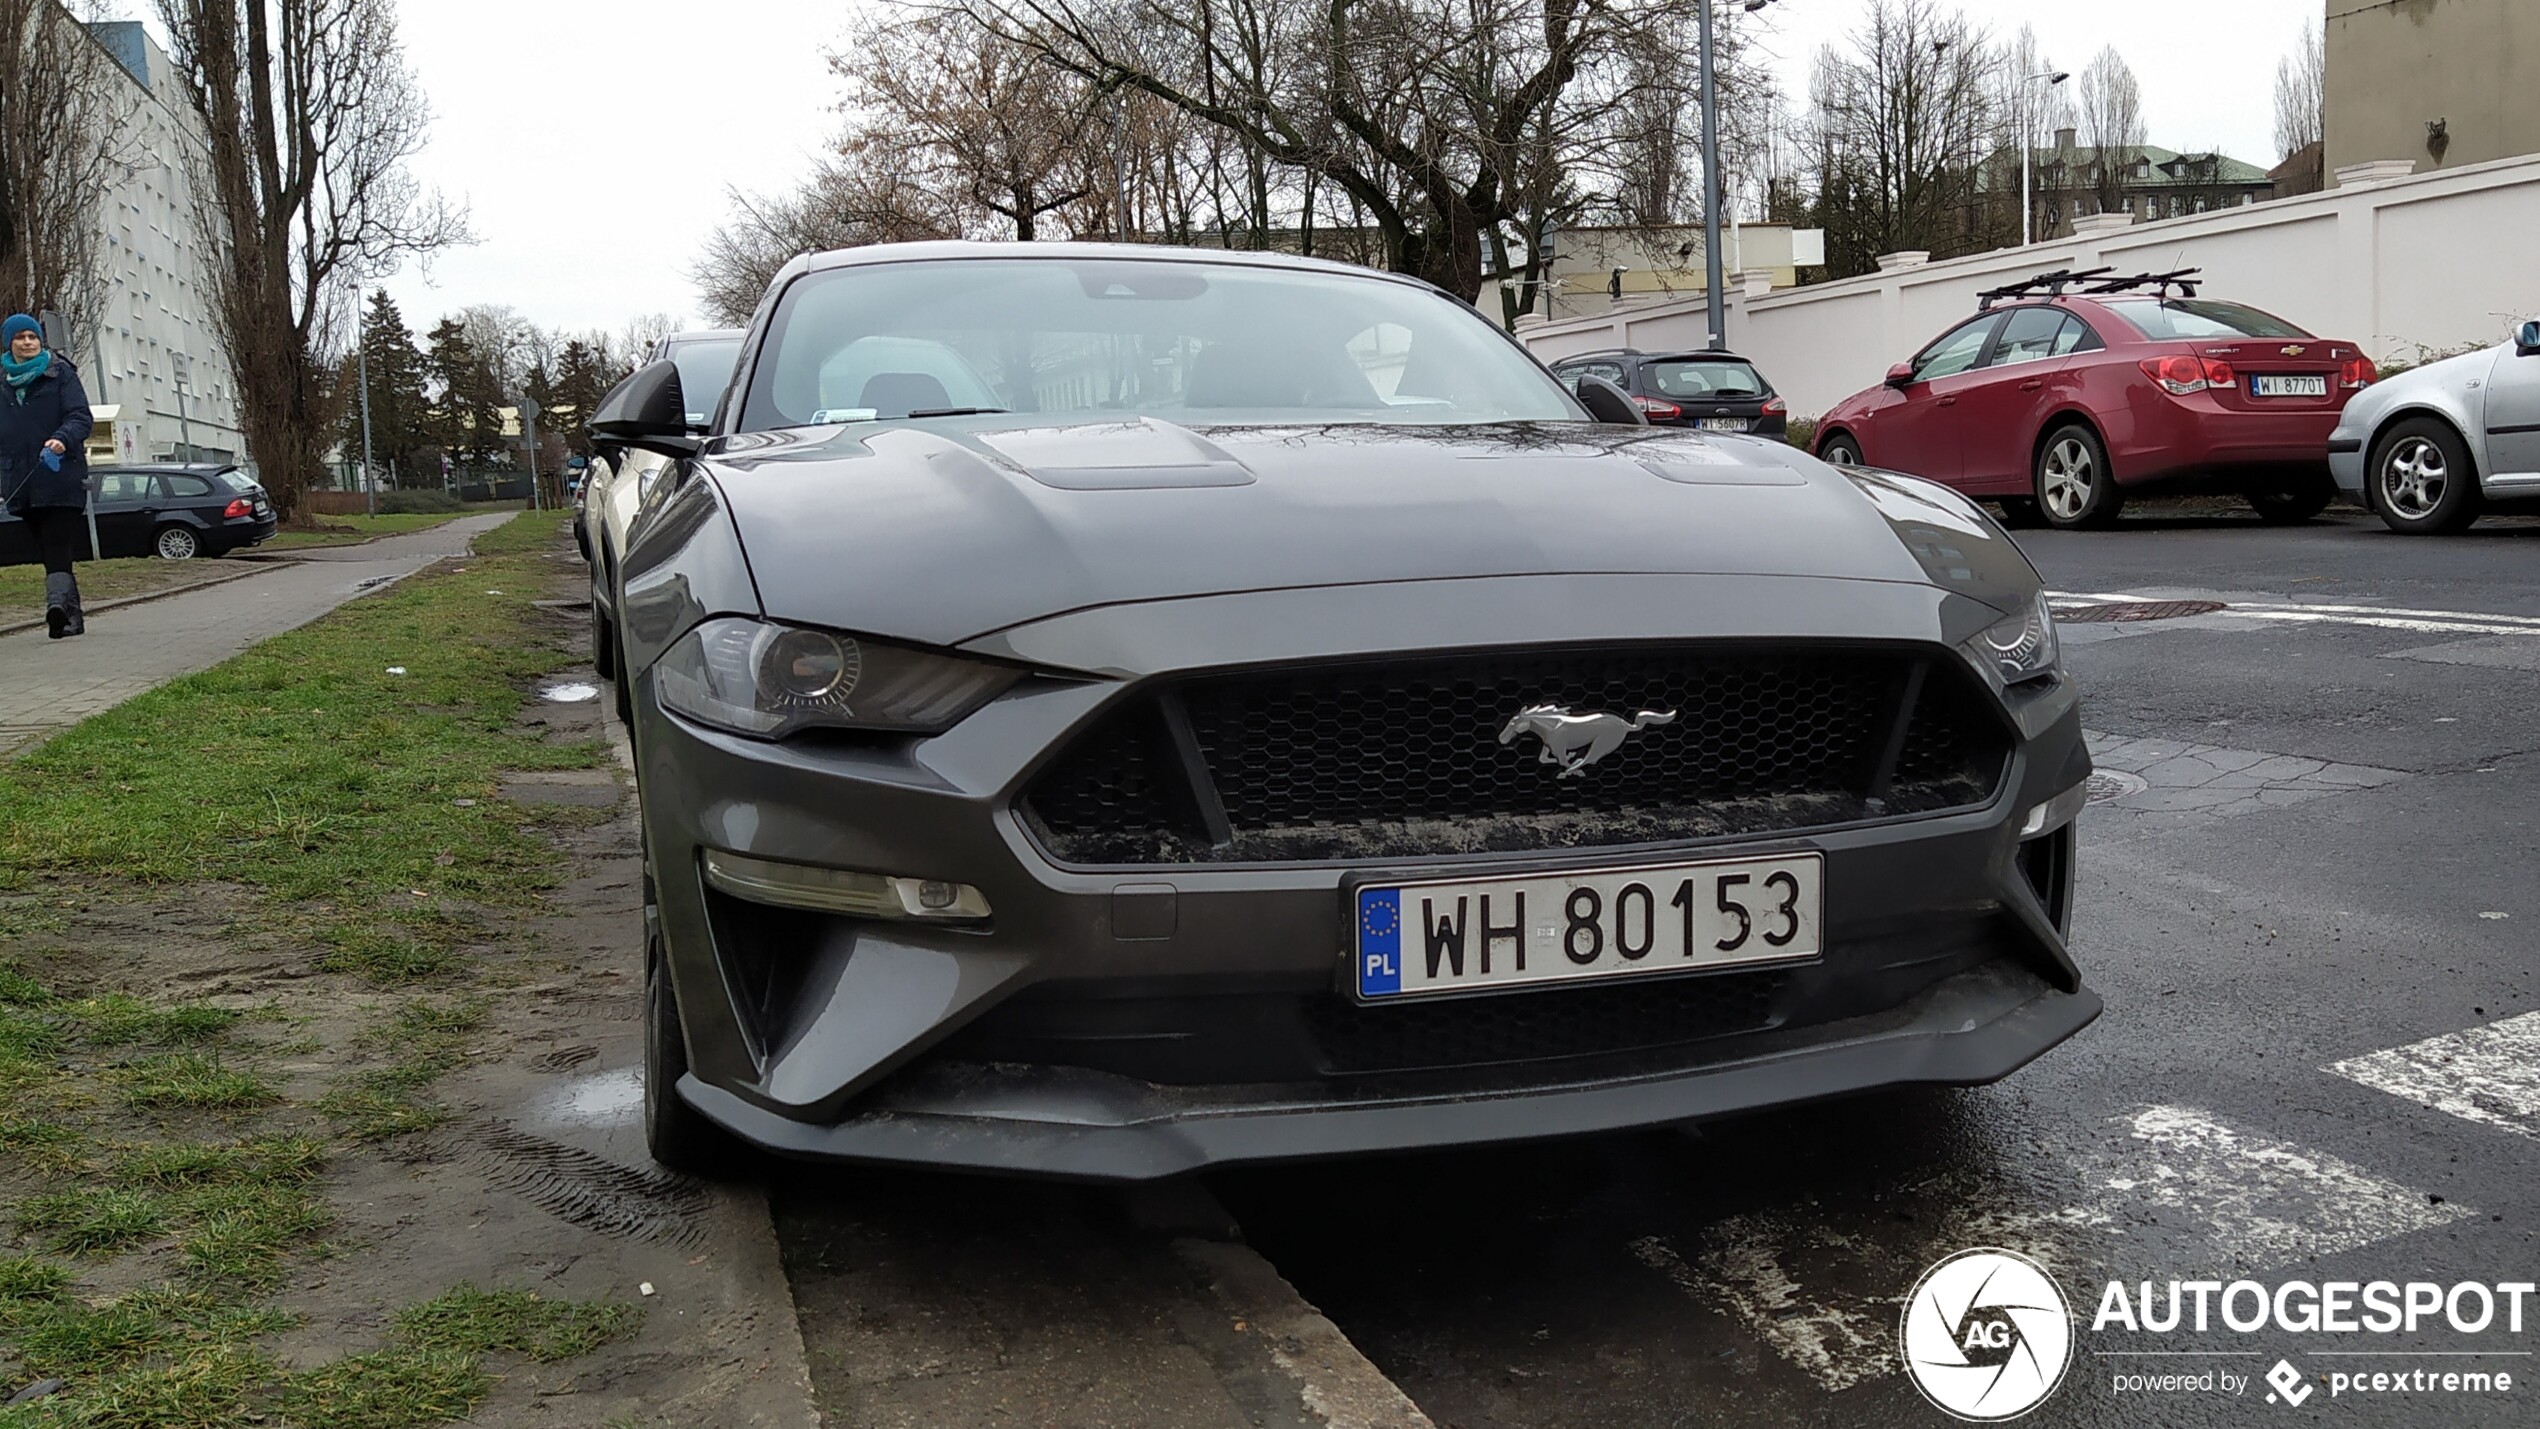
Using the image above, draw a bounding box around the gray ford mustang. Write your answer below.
[593,242,2099,1181]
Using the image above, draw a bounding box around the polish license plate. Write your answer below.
[252,502,270,516]
[2251,374,2327,397]
[1698,417,1748,431]
[1353,853,1822,1001]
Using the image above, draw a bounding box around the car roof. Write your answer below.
[94,463,243,476]
[1554,348,1757,365]
[792,240,1447,295]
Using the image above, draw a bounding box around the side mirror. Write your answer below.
[1574,374,1647,426]
[1884,362,1916,389]
[590,360,701,458]
[2517,319,2540,356]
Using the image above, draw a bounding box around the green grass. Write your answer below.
[395,1283,644,1363]
[0,514,642,1428]
[273,1346,492,1429]
[0,513,603,978]
[0,557,221,628]
[114,1055,278,1111]
[259,511,474,551]
[18,1188,168,1255]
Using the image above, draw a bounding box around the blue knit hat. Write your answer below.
[1,315,38,344]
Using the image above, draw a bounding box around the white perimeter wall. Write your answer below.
[1521,152,2540,421]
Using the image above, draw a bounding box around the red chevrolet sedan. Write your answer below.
[1812,273,2374,528]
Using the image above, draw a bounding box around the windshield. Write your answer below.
[736,257,1580,432]
[1647,359,1767,400]
[665,339,743,427]
[2101,299,2311,341]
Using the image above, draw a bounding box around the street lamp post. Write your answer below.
[357,331,377,517]
[2020,68,2072,247]
[1699,0,1779,352]
[171,352,194,464]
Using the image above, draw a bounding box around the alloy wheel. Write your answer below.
[2378,436,2447,519]
[156,526,199,560]
[2040,438,2096,521]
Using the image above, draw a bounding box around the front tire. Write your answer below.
[591,600,616,679]
[154,524,200,560]
[1818,434,1861,466]
[644,886,738,1177]
[2367,417,2479,534]
[2034,424,2123,529]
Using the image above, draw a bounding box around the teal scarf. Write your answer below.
[1,347,49,391]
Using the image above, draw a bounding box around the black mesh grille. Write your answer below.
[1024,646,2008,865]
[1303,969,1791,1074]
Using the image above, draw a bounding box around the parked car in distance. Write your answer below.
[595,240,2096,1182]
[583,328,744,707]
[2327,319,2540,534]
[1548,348,1789,438]
[0,463,275,564]
[1812,270,2375,529]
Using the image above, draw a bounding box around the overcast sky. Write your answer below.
[148,0,2321,340]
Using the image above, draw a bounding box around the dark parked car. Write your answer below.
[0,463,275,564]
[596,242,2096,1181]
[1548,347,1789,438]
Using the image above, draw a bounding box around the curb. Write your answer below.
[0,562,277,638]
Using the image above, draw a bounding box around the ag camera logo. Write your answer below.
[1902,1248,2074,1420]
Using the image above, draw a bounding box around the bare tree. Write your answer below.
[837,12,1101,241]
[689,159,958,327]
[947,0,1633,300]
[2272,19,2323,161]
[2072,45,2144,218]
[618,313,682,365]
[1792,0,2002,277]
[153,0,466,522]
[0,0,137,354]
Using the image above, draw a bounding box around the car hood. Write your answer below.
[700,417,2041,648]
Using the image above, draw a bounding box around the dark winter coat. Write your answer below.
[1,357,93,515]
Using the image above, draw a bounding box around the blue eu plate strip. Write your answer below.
[1357,888,1402,997]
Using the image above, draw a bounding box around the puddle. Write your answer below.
[540,682,600,703]
[528,1066,644,1129]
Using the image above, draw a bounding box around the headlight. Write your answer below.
[1967,590,2060,687]
[654,617,1021,737]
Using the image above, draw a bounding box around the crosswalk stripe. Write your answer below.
[1631,1104,2470,1391]
[2327,1011,2540,1141]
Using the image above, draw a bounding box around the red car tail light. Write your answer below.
[1761,396,1787,416]
[2340,354,2378,389]
[222,498,252,519]
[2138,354,2237,396]
[1632,395,1682,419]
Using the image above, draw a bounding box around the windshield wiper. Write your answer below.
[906,406,1008,418]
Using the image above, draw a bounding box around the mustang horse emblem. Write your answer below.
[1498,703,1678,777]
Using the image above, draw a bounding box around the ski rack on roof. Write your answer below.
[2077,268,2204,299]
[1976,268,2115,309]
[1978,267,2207,309]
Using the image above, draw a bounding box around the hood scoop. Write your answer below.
[976,418,1257,491]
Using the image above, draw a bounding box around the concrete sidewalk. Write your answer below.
[0,511,513,755]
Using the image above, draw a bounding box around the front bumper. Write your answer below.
[2328,431,2368,501]
[684,957,2099,1179]
[634,577,2096,1178]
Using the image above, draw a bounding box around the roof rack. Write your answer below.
[1976,268,2115,309]
[2077,268,2203,299]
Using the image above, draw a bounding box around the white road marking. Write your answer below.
[1632,1229,1891,1392]
[2089,1106,2473,1266]
[2050,591,2540,638]
[2328,1012,2540,1143]
[1631,1105,2470,1391]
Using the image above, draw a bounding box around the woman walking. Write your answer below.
[1,313,93,638]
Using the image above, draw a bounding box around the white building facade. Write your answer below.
[80,21,243,467]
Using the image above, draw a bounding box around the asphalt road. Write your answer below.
[776,502,2540,1429]
[1209,504,2540,1427]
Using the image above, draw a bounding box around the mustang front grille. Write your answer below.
[1022,646,2010,865]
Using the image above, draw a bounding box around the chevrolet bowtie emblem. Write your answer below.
[2281,344,2307,356]
[1498,704,1678,777]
